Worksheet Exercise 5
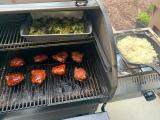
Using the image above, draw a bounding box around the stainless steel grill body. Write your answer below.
[0,0,118,119]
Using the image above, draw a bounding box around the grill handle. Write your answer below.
[75,0,88,6]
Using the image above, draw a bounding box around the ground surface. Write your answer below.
[102,0,152,30]
[96,96,160,120]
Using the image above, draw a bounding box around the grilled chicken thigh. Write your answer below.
[72,51,84,63]
[74,67,87,81]
[9,57,25,68]
[51,64,66,76]
[31,70,46,85]
[34,54,48,63]
[52,51,68,63]
[5,73,24,86]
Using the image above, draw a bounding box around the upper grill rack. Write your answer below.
[0,23,94,51]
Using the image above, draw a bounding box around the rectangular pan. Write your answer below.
[20,12,92,42]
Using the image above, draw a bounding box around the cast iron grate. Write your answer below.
[0,59,104,112]
[0,41,109,113]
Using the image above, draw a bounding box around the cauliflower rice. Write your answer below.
[117,36,157,64]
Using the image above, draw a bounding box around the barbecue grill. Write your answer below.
[0,0,117,119]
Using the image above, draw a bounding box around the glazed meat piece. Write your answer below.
[9,57,25,68]
[5,73,24,87]
[31,70,46,85]
[72,52,84,63]
[74,67,87,81]
[52,51,68,63]
[51,64,66,76]
[34,54,48,63]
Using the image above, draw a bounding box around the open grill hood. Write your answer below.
[0,0,98,13]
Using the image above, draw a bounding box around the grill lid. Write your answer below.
[0,0,87,4]
[0,0,98,13]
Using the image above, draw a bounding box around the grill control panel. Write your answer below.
[143,90,156,101]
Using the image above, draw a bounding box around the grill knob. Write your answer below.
[143,90,156,101]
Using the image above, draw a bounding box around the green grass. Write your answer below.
[146,3,155,14]
[137,11,151,26]
[136,3,155,26]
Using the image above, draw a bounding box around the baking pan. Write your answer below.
[115,33,160,74]
[20,12,92,42]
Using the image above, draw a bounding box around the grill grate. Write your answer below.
[117,53,155,77]
[0,44,107,112]
[0,61,104,112]
[0,23,94,51]
[116,73,160,95]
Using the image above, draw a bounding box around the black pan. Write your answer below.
[115,33,160,74]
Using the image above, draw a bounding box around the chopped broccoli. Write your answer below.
[29,17,86,35]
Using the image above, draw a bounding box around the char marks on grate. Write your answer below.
[0,43,106,112]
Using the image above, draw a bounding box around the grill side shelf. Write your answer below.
[111,73,160,102]
[112,28,160,101]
